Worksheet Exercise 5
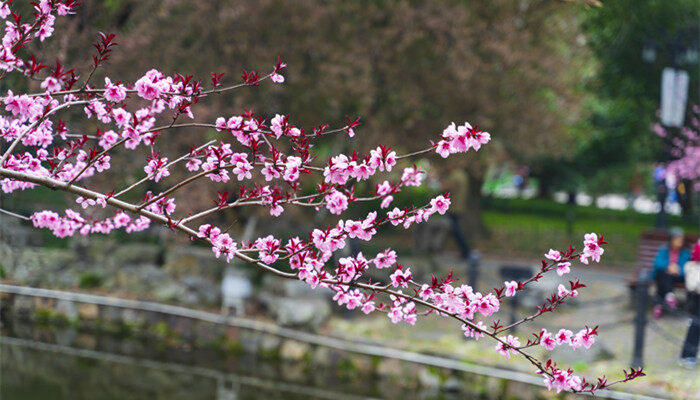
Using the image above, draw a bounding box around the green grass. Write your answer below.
[77,271,103,289]
[480,197,698,267]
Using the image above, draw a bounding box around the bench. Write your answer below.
[628,229,697,295]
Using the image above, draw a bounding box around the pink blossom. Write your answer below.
[255,235,280,264]
[104,78,127,102]
[373,248,397,269]
[582,233,604,263]
[462,321,487,340]
[495,335,520,359]
[369,147,397,172]
[144,155,170,182]
[40,76,61,93]
[213,233,238,263]
[504,280,518,297]
[380,195,393,209]
[430,195,450,215]
[362,301,376,314]
[556,262,571,276]
[540,329,557,350]
[435,140,451,158]
[575,328,596,349]
[376,180,393,196]
[544,249,562,262]
[325,190,349,215]
[389,266,412,288]
[271,73,285,83]
[387,207,406,226]
[555,329,573,345]
[261,163,281,181]
[401,166,424,187]
[134,69,166,100]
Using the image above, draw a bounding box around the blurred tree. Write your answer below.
[43,0,590,236]
[533,0,700,200]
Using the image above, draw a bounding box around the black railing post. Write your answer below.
[632,269,649,368]
[468,250,480,291]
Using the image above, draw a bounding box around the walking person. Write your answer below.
[679,239,700,368]
[651,227,690,318]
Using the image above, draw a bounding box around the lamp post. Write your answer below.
[643,26,699,228]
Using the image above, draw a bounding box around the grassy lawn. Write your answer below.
[479,197,698,268]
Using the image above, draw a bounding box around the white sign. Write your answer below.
[661,68,689,127]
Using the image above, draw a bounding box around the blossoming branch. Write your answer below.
[0,0,643,393]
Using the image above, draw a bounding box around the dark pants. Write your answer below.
[681,292,699,359]
[447,213,470,259]
[654,269,683,304]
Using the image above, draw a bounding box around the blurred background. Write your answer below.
[1,1,700,399]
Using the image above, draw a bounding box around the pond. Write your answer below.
[1,320,494,400]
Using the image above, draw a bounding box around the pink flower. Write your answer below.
[261,163,281,181]
[373,249,397,269]
[40,76,61,93]
[430,195,450,215]
[462,321,486,340]
[556,262,571,276]
[368,146,397,172]
[401,166,424,187]
[575,328,596,349]
[232,159,253,181]
[269,204,284,217]
[544,249,562,262]
[469,128,490,151]
[98,130,119,149]
[104,78,127,102]
[555,329,573,345]
[380,195,393,209]
[582,232,605,263]
[113,212,131,228]
[495,335,521,359]
[362,301,376,314]
[579,253,590,265]
[144,155,170,182]
[134,69,165,100]
[387,207,406,226]
[186,158,202,171]
[557,284,570,297]
[325,190,349,215]
[376,180,393,196]
[390,266,412,288]
[76,196,95,209]
[504,280,518,297]
[540,329,556,350]
[271,73,285,83]
[476,293,500,317]
[436,140,451,158]
[255,235,280,264]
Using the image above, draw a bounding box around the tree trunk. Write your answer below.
[464,172,488,241]
[537,174,552,199]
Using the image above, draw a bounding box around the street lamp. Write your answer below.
[642,28,698,228]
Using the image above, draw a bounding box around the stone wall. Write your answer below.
[0,233,227,306]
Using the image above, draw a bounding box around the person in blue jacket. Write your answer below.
[652,227,690,318]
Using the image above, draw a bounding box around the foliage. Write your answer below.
[534,0,700,195]
[78,271,103,289]
[34,0,592,217]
